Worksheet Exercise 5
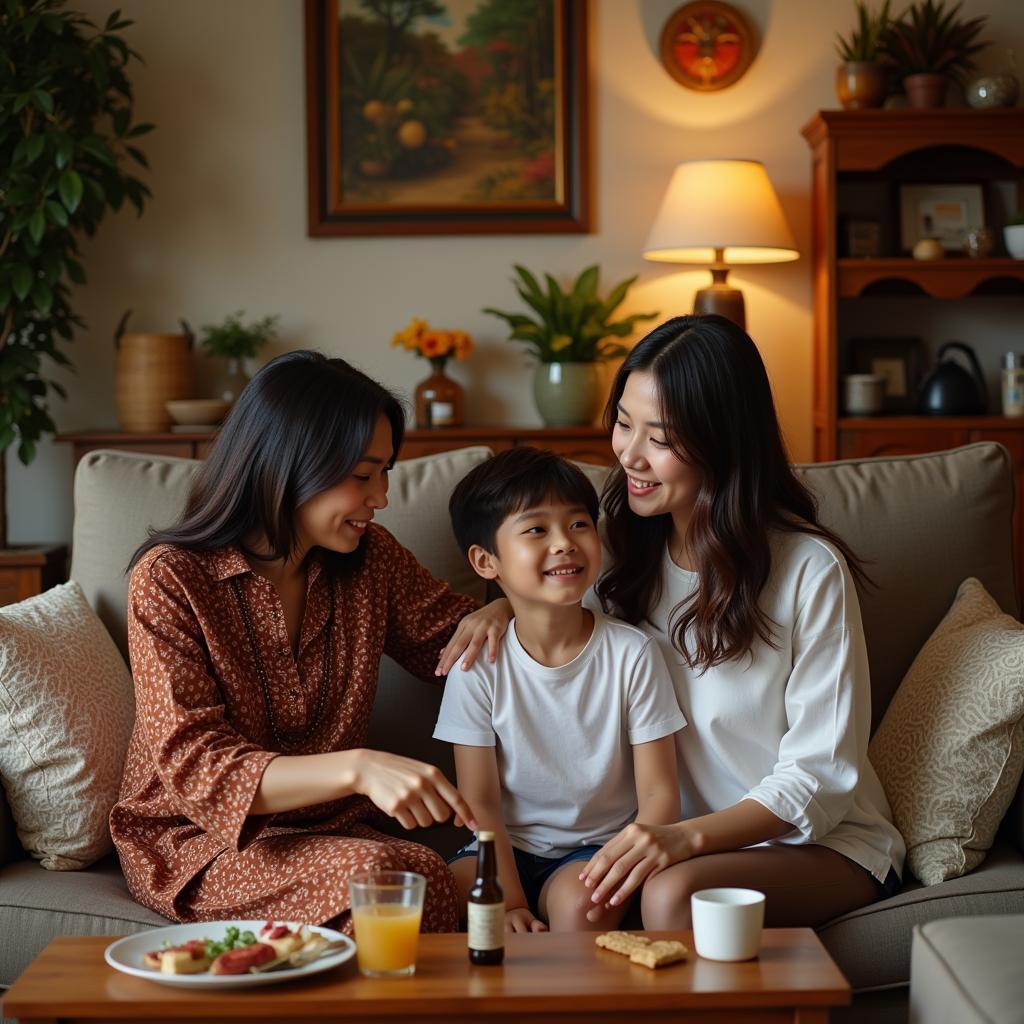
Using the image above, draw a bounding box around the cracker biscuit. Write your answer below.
[595,931,688,969]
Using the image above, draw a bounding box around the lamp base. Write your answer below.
[693,268,746,330]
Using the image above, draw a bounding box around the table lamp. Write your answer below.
[642,159,798,330]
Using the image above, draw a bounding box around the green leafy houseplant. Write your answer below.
[484,265,659,364]
[199,311,279,360]
[0,0,152,547]
[884,0,988,83]
[834,0,893,62]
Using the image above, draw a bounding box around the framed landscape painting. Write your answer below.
[304,0,590,236]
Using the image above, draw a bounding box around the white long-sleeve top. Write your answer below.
[587,531,905,883]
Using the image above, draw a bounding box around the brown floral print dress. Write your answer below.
[111,524,477,932]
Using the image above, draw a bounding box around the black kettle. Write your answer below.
[919,341,988,415]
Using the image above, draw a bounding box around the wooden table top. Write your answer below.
[2,930,850,1022]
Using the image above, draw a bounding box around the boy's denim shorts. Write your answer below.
[449,840,601,917]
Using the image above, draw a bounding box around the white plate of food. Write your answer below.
[105,920,356,988]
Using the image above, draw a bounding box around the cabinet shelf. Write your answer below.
[805,108,1024,593]
[837,258,1024,299]
[837,415,1024,430]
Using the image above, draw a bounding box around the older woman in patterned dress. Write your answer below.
[111,351,509,932]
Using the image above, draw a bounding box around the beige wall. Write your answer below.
[9,0,1024,545]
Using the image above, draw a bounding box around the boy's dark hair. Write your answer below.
[449,447,600,556]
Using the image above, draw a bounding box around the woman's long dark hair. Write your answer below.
[595,315,865,671]
[129,350,405,575]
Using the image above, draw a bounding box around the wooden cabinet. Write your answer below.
[802,109,1024,590]
[57,426,615,472]
[0,544,68,607]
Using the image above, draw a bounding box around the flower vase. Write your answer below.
[415,357,464,428]
[213,357,250,405]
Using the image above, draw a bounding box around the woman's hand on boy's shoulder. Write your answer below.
[435,598,513,676]
[505,906,548,933]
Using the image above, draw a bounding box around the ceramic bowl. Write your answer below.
[165,398,231,426]
[1005,225,1024,260]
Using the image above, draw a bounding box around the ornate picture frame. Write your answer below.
[304,0,591,237]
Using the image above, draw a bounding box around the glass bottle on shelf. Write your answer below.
[414,356,464,429]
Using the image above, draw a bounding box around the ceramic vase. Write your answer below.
[532,362,603,427]
[835,62,887,109]
[212,357,250,405]
[415,357,464,428]
[965,73,1020,109]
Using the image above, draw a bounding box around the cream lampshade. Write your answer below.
[642,160,799,330]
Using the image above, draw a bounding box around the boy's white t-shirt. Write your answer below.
[433,609,686,858]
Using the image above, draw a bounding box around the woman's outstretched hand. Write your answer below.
[349,750,477,832]
[435,598,512,676]
[578,822,701,922]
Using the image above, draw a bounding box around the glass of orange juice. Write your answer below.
[349,871,426,977]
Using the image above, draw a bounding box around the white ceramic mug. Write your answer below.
[690,887,765,961]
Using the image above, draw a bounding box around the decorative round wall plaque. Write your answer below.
[659,1,758,92]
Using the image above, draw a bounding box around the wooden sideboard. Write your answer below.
[0,544,68,607]
[56,426,616,471]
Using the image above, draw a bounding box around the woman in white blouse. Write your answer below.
[577,315,905,928]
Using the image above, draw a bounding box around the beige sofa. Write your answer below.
[2,442,1023,1023]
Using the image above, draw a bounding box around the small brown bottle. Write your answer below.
[467,830,504,965]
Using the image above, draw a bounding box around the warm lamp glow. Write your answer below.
[642,160,798,330]
[643,160,798,265]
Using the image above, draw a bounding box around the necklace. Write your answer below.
[231,576,334,749]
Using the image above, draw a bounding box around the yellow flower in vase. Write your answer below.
[391,318,473,429]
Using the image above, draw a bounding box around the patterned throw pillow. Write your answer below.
[869,577,1024,885]
[0,581,135,869]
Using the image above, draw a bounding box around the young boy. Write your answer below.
[434,447,685,933]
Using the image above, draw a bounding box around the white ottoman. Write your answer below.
[909,915,1024,1023]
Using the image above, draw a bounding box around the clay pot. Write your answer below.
[904,73,947,109]
[836,62,888,109]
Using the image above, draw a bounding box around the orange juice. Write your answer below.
[352,904,423,974]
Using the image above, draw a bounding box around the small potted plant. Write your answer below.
[199,311,279,403]
[1005,213,1024,260]
[484,265,659,427]
[884,0,989,108]
[834,1,893,109]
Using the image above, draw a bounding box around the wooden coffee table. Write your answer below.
[2,929,850,1023]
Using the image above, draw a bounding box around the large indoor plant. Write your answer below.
[0,1,152,547]
[884,0,989,108]
[834,1,893,109]
[484,265,658,427]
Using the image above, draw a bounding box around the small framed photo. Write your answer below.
[848,336,927,412]
[846,219,881,258]
[899,184,984,253]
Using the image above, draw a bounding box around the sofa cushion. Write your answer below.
[0,855,167,987]
[869,578,1024,885]
[910,914,1024,1024]
[0,582,135,870]
[817,842,1024,992]
[792,444,1017,732]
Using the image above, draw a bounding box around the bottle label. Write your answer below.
[429,401,455,426]
[467,901,504,951]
